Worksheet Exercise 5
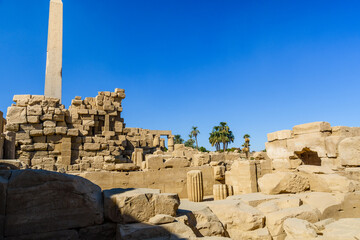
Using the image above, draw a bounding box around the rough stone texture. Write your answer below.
[256,196,301,214]
[338,136,360,166]
[283,218,318,239]
[4,230,79,240]
[267,130,292,142]
[179,200,227,237]
[322,218,360,240]
[258,172,310,194]
[103,188,180,223]
[306,173,360,193]
[293,121,331,135]
[187,170,204,202]
[206,199,265,238]
[225,160,257,195]
[148,214,175,225]
[265,205,319,239]
[4,169,103,237]
[116,222,196,239]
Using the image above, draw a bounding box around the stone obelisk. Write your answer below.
[45,0,63,102]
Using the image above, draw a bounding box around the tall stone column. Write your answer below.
[168,136,174,152]
[187,170,204,202]
[45,0,63,102]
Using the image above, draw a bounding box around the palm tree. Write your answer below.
[243,134,251,158]
[174,134,184,144]
[208,122,235,152]
[209,126,221,151]
[190,126,200,149]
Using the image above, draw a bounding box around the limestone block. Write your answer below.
[225,160,257,194]
[103,188,179,223]
[206,200,265,234]
[265,140,293,160]
[213,184,228,200]
[84,143,101,151]
[325,136,345,158]
[289,132,328,158]
[40,113,53,121]
[236,227,272,240]
[78,223,116,240]
[27,115,40,124]
[145,155,165,170]
[149,214,175,225]
[314,218,335,231]
[296,165,334,174]
[13,94,31,105]
[193,153,211,166]
[55,126,67,135]
[296,192,343,220]
[265,205,319,238]
[115,163,139,171]
[43,127,56,136]
[187,170,204,202]
[307,173,360,193]
[214,165,225,181]
[116,221,196,239]
[27,105,42,116]
[293,121,331,135]
[178,201,227,237]
[267,130,292,142]
[6,106,27,124]
[256,196,301,214]
[271,159,291,171]
[43,120,56,128]
[174,144,185,150]
[20,144,35,152]
[283,218,318,239]
[5,123,19,132]
[322,218,360,240]
[4,170,103,237]
[164,157,190,168]
[53,113,64,122]
[258,172,310,195]
[338,136,360,166]
[67,128,79,136]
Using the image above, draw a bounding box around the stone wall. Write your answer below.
[2,89,173,172]
[266,121,360,170]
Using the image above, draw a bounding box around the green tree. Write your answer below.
[174,134,184,144]
[209,126,221,151]
[242,134,251,159]
[184,138,195,148]
[190,126,200,149]
[209,122,235,152]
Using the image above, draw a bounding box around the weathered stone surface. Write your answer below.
[307,173,360,193]
[256,196,301,214]
[338,136,360,166]
[258,172,310,195]
[179,200,227,237]
[296,165,334,174]
[206,199,265,236]
[187,170,204,202]
[4,170,103,237]
[148,214,175,225]
[78,223,116,240]
[225,160,257,194]
[6,106,27,124]
[164,157,191,168]
[116,221,196,240]
[265,205,319,238]
[267,130,292,142]
[292,121,331,135]
[283,218,318,240]
[265,140,293,160]
[193,153,211,166]
[103,188,179,223]
[325,136,345,158]
[322,218,360,240]
[145,155,165,170]
[236,227,272,240]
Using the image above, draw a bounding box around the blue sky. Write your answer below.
[1,0,360,151]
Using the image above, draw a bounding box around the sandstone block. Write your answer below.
[193,153,211,166]
[149,214,175,225]
[84,143,101,151]
[6,106,27,124]
[43,127,56,136]
[293,121,331,135]
[5,123,19,132]
[103,188,179,223]
[145,155,165,170]
[55,126,67,135]
[307,173,360,193]
[27,105,42,116]
[187,170,204,202]
[164,157,190,168]
[256,196,301,214]
[267,130,292,142]
[322,218,360,240]
[258,172,310,195]
[29,130,43,137]
[67,128,79,136]
[265,140,293,160]
[283,218,318,239]
[27,115,40,124]
[4,170,103,237]
[338,136,360,166]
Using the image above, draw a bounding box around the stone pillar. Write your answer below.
[187,170,204,202]
[227,184,234,196]
[132,148,144,167]
[168,136,174,152]
[153,135,160,147]
[225,160,258,195]
[3,132,15,159]
[213,184,228,200]
[45,0,63,102]
[160,138,165,149]
[59,136,71,165]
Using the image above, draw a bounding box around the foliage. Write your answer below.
[184,138,195,148]
[198,146,209,152]
[190,126,200,149]
[226,147,240,152]
[174,134,184,144]
[209,122,234,152]
[242,134,251,158]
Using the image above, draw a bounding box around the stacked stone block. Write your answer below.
[2,89,167,172]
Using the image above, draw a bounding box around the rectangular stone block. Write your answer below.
[293,122,331,135]
[6,106,27,124]
[267,130,292,142]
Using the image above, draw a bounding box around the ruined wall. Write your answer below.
[3,89,171,172]
[266,121,360,170]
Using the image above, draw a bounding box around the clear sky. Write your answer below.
[1,0,360,151]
